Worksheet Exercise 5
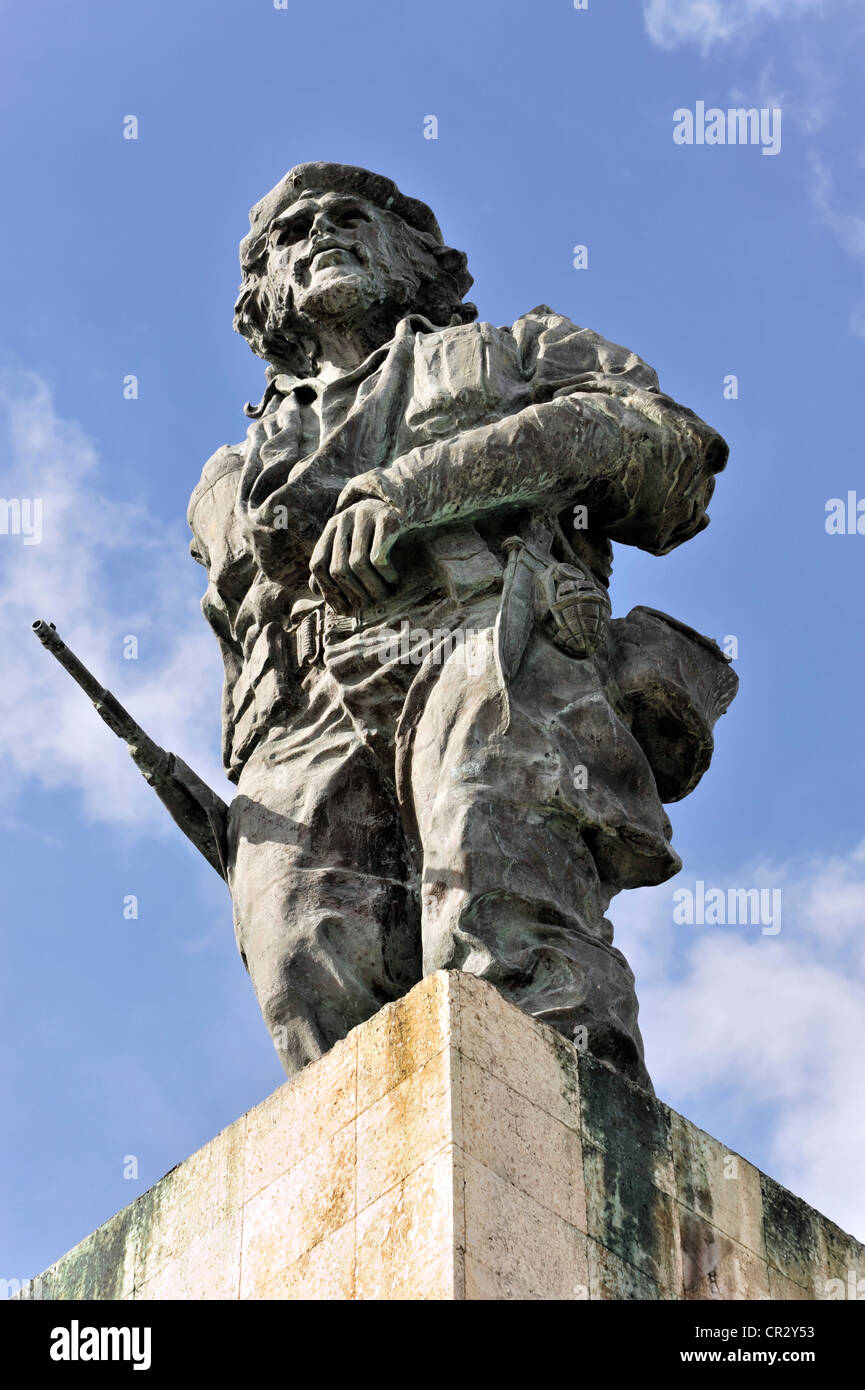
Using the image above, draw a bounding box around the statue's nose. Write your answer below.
[310,210,336,236]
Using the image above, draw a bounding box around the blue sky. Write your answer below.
[2,0,864,1287]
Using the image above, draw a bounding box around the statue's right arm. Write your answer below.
[334,310,728,560]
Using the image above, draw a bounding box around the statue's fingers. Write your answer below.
[309,526,332,583]
[311,568,350,613]
[327,513,371,609]
[309,525,348,610]
[349,508,392,602]
[370,508,400,584]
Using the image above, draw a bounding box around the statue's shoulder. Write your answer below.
[509,304,582,354]
[187,441,247,566]
[510,305,659,389]
[188,442,246,524]
[512,304,580,332]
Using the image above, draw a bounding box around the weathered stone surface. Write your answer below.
[16,973,862,1302]
[583,1142,683,1295]
[241,1030,355,1205]
[356,1145,462,1300]
[240,1122,355,1299]
[587,1238,664,1300]
[463,1152,589,1300]
[182,162,739,1097]
[460,1053,586,1229]
[671,1109,766,1258]
[679,1208,770,1301]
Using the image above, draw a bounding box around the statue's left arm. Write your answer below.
[334,309,728,560]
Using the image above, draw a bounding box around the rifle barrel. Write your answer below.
[31,618,229,880]
[32,618,148,747]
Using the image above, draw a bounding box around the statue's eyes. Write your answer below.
[272,219,311,247]
[271,205,369,247]
[333,207,370,228]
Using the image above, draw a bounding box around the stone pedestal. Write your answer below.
[17,972,865,1300]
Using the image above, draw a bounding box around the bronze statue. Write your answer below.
[182,162,737,1093]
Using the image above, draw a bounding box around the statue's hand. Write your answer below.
[309,499,401,613]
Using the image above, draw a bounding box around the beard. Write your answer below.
[293,265,381,324]
[268,246,425,349]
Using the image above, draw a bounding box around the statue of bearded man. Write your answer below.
[188,163,737,1093]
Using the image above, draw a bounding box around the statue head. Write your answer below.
[234,163,476,378]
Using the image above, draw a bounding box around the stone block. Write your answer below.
[15,972,865,1301]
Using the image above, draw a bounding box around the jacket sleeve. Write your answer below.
[335,308,728,556]
[188,444,254,779]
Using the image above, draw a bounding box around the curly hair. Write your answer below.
[233,163,476,379]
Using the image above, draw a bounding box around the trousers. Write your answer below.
[226,588,672,1092]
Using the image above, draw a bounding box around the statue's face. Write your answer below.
[263,189,432,331]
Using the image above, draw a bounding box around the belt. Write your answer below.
[288,569,442,668]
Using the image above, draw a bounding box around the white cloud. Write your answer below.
[808,153,865,339]
[643,0,833,53]
[614,840,865,1238]
[729,57,788,119]
[0,370,227,836]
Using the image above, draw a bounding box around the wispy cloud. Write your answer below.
[808,152,865,339]
[643,0,834,53]
[644,0,865,344]
[614,839,865,1238]
[0,370,226,834]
